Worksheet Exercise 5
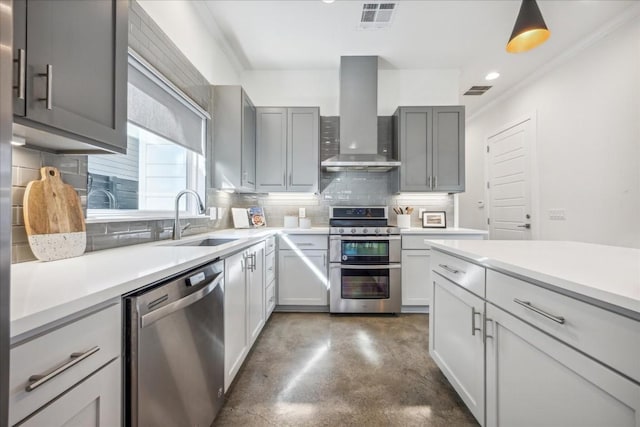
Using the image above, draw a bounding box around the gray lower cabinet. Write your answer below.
[256,107,319,193]
[13,0,128,154]
[213,86,257,192]
[394,106,465,192]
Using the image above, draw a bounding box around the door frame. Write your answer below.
[484,112,540,240]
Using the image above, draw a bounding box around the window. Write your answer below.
[87,52,208,218]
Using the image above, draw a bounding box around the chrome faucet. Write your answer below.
[173,189,206,240]
[87,188,116,209]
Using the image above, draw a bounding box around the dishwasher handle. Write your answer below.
[140,273,223,328]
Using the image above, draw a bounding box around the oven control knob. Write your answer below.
[351,228,357,234]
[338,228,344,234]
[375,228,380,234]
[363,228,368,234]
[387,228,393,234]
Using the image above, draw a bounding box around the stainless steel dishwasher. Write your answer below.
[124,259,224,427]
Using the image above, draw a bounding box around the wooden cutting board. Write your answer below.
[23,166,86,261]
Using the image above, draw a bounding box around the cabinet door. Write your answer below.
[401,250,431,306]
[256,107,287,192]
[18,358,121,427]
[288,107,319,192]
[24,0,127,152]
[278,250,328,306]
[247,243,265,347]
[429,273,484,424]
[432,106,465,192]
[485,304,640,427]
[13,0,26,116]
[241,91,256,190]
[399,108,431,191]
[224,251,248,391]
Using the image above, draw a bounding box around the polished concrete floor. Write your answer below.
[214,313,478,427]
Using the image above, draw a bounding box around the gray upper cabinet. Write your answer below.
[12,0,26,117]
[13,0,127,154]
[213,86,257,193]
[394,106,465,193]
[256,108,287,192]
[256,107,319,193]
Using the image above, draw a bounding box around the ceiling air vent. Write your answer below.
[464,85,493,96]
[359,2,397,29]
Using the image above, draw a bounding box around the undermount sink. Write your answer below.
[173,238,238,247]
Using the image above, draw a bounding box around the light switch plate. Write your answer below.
[299,207,306,218]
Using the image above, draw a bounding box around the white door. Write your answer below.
[247,243,265,347]
[278,250,328,306]
[487,118,534,239]
[401,250,431,306]
[485,304,640,427]
[224,251,248,391]
[429,274,485,424]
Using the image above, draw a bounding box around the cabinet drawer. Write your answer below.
[266,282,276,317]
[9,302,122,425]
[265,250,276,284]
[432,251,485,297]
[402,235,434,250]
[486,270,640,383]
[278,234,327,250]
[265,236,276,254]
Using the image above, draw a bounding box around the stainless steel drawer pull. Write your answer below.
[14,49,26,100]
[296,243,314,247]
[38,64,53,110]
[471,307,482,336]
[438,264,464,274]
[514,298,565,324]
[26,346,100,392]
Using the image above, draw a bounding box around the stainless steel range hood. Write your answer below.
[321,56,400,172]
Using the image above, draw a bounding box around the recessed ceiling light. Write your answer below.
[485,72,500,81]
[322,0,335,3]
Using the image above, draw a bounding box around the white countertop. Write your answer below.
[10,228,280,340]
[428,240,640,315]
[400,227,488,235]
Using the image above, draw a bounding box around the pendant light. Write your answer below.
[506,0,550,53]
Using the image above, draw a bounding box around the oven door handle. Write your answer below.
[331,264,401,270]
[331,236,401,241]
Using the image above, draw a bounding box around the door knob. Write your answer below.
[517,224,531,229]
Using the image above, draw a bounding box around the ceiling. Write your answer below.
[202,0,637,115]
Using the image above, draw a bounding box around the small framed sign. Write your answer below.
[422,211,447,228]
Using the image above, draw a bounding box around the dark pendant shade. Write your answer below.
[507,0,551,53]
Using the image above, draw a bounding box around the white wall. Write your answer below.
[241,69,459,115]
[137,0,241,85]
[459,16,640,248]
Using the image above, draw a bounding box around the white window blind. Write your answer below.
[127,51,209,156]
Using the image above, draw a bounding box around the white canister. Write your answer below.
[283,215,298,228]
[397,214,411,229]
[299,218,311,229]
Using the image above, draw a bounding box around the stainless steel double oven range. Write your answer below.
[329,207,401,314]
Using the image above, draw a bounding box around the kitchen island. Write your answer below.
[427,239,640,426]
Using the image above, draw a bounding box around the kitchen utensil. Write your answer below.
[231,208,250,228]
[23,166,86,261]
[283,216,298,229]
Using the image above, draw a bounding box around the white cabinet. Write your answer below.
[485,304,640,427]
[278,246,328,307]
[402,234,486,311]
[19,358,121,427]
[265,237,277,321]
[247,242,265,347]
[429,273,485,424]
[9,302,122,426]
[224,241,266,391]
[224,251,248,392]
[401,250,431,306]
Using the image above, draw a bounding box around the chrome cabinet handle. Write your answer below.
[471,307,482,336]
[323,253,326,267]
[283,171,286,187]
[427,176,432,188]
[289,173,292,186]
[514,298,565,324]
[434,176,437,189]
[517,224,531,229]
[14,49,26,100]
[38,64,53,110]
[484,316,494,341]
[438,264,464,274]
[26,346,100,392]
